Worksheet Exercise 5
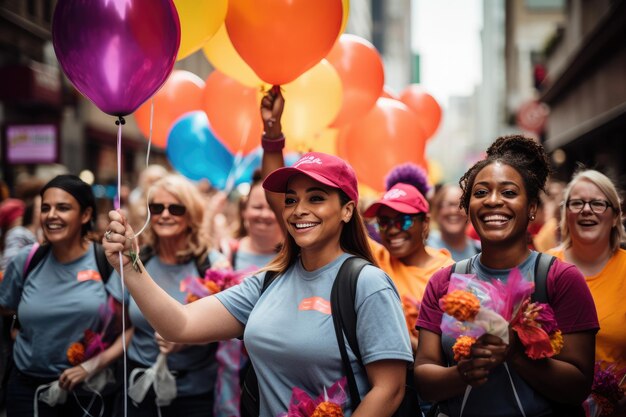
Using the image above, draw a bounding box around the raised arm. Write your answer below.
[102,210,244,344]
[260,86,287,224]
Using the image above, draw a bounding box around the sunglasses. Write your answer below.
[376,213,424,233]
[148,203,187,216]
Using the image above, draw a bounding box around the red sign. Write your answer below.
[517,100,549,133]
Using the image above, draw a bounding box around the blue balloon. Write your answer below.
[233,147,262,185]
[285,152,302,167]
[166,111,234,188]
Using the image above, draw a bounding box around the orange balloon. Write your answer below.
[202,71,263,155]
[133,70,205,149]
[326,34,384,127]
[225,0,342,85]
[337,98,427,191]
[399,84,442,139]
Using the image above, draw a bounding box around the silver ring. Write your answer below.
[104,230,112,241]
[464,371,469,378]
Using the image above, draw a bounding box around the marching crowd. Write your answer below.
[0,89,623,417]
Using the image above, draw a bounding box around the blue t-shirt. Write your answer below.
[215,253,413,416]
[0,243,110,378]
[427,230,480,262]
[108,249,225,396]
[440,252,552,417]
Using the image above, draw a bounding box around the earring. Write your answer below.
[529,214,536,221]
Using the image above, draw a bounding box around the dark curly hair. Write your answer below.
[459,135,550,213]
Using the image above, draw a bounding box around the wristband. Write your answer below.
[262,134,285,152]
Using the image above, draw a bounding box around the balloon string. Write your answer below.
[115,117,128,417]
[132,98,155,238]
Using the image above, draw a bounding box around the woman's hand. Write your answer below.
[155,332,186,355]
[260,86,284,138]
[456,333,509,387]
[59,365,89,391]
[102,210,136,271]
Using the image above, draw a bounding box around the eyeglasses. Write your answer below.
[565,199,612,214]
[376,214,424,233]
[148,203,187,216]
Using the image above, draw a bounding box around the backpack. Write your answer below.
[240,257,421,417]
[426,253,584,417]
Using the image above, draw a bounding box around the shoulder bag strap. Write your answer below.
[93,243,114,284]
[531,253,556,304]
[23,243,48,279]
[330,256,371,411]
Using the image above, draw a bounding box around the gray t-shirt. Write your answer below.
[215,253,413,416]
[0,226,37,272]
[0,243,109,378]
[108,249,226,396]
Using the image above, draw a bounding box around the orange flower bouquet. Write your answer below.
[278,378,348,417]
[66,296,118,366]
[440,269,561,361]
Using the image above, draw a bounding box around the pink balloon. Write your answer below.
[52,0,180,117]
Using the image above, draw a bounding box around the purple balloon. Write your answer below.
[52,0,180,117]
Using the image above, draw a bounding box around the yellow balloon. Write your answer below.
[340,0,350,35]
[286,128,339,154]
[203,24,265,88]
[282,60,343,143]
[175,0,228,61]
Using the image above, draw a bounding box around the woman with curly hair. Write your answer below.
[415,135,599,416]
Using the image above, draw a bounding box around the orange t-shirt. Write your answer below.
[548,247,626,371]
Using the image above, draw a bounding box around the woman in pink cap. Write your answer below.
[363,183,453,352]
[102,89,413,417]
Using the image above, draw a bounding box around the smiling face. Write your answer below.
[565,179,616,248]
[436,186,467,237]
[283,174,353,254]
[376,205,427,262]
[40,188,92,247]
[469,162,536,247]
[149,188,189,239]
[243,183,281,243]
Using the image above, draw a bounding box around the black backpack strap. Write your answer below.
[531,253,556,304]
[261,270,279,294]
[93,243,114,284]
[452,258,472,274]
[23,244,50,280]
[330,256,371,411]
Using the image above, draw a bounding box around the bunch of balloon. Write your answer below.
[166,112,234,189]
[52,0,180,118]
[133,70,205,149]
[326,34,385,127]
[337,98,428,192]
[202,70,263,156]
[202,24,266,89]
[174,0,227,61]
[225,0,343,85]
[281,60,343,145]
[399,85,442,140]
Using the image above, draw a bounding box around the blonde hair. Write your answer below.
[560,169,625,253]
[144,174,210,262]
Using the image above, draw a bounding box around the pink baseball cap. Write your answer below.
[263,152,359,203]
[363,183,429,217]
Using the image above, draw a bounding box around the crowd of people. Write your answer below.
[0,88,623,417]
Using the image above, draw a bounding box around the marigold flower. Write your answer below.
[186,294,200,304]
[441,290,480,321]
[67,342,86,365]
[204,280,221,294]
[549,330,563,355]
[311,401,343,417]
[452,335,476,361]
